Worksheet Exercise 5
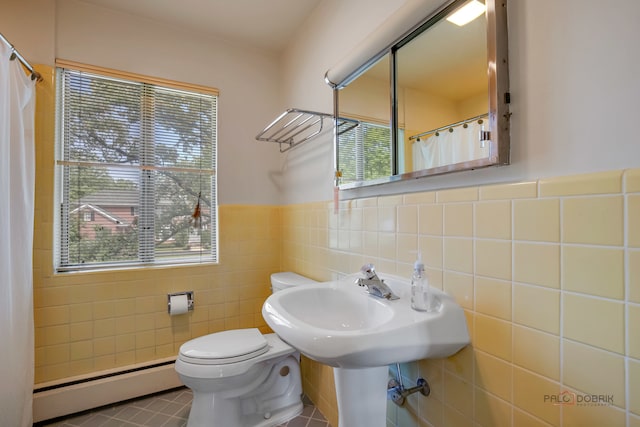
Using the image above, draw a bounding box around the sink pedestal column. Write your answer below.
[333,366,388,427]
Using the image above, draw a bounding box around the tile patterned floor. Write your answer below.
[36,387,331,427]
[274,395,331,427]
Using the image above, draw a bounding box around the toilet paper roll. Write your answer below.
[169,294,189,316]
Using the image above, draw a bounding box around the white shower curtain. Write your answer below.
[0,41,36,426]
[412,120,488,170]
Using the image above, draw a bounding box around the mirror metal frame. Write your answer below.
[330,0,510,190]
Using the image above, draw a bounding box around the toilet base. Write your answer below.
[186,397,302,427]
[182,353,303,427]
[238,401,303,427]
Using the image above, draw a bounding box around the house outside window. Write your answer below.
[55,63,218,271]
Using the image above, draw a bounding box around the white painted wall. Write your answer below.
[3,0,640,205]
[278,0,411,203]
[1,0,55,65]
[2,0,285,205]
[280,0,640,202]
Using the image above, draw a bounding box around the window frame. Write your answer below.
[54,60,219,272]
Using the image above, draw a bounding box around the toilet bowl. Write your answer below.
[175,272,315,427]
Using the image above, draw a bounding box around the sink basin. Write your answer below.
[262,272,469,369]
[273,285,394,331]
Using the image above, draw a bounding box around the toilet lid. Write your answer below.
[179,328,269,365]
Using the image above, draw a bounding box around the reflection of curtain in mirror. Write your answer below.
[412,120,489,170]
[456,121,488,163]
[412,138,426,170]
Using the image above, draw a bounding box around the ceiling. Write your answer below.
[76,0,486,101]
[78,0,323,52]
[357,13,487,101]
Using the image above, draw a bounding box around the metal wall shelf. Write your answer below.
[256,108,358,153]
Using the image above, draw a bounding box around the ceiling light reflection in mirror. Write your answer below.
[447,0,486,26]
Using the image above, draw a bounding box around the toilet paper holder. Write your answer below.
[167,291,194,314]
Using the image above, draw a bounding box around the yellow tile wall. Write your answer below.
[33,66,639,425]
[282,169,640,427]
[33,202,282,384]
[33,67,281,385]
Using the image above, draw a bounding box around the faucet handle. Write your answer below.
[360,263,377,280]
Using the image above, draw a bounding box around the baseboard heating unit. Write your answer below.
[33,358,182,423]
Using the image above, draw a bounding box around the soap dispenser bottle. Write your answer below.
[411,253,439,312]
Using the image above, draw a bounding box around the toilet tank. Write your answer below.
[270,272,316,293]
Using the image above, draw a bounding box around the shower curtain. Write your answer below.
[413,120,488,170]
[0,41,36,426]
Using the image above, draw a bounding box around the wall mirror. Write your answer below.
[328,0,510,189]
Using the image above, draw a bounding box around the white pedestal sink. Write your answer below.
[333,366,388,427]
[262,272,469,427]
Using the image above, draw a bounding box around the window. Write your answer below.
[55,63,218,271]
[338,120,393,184]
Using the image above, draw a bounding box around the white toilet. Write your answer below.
[175,272,316,427]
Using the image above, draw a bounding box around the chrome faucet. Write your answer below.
[355,264,399,300]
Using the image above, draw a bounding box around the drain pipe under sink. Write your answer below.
[387,363,430,407]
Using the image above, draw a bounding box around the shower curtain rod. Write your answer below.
[0,32,41,81]
[409,113,488,141]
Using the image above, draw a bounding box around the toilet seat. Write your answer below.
[179,328,269,365]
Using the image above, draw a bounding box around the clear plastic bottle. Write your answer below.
[411,258,428,311]
[411,256,439,312]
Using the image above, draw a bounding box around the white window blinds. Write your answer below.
[338,121,393,185]
[55,66,218,271]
